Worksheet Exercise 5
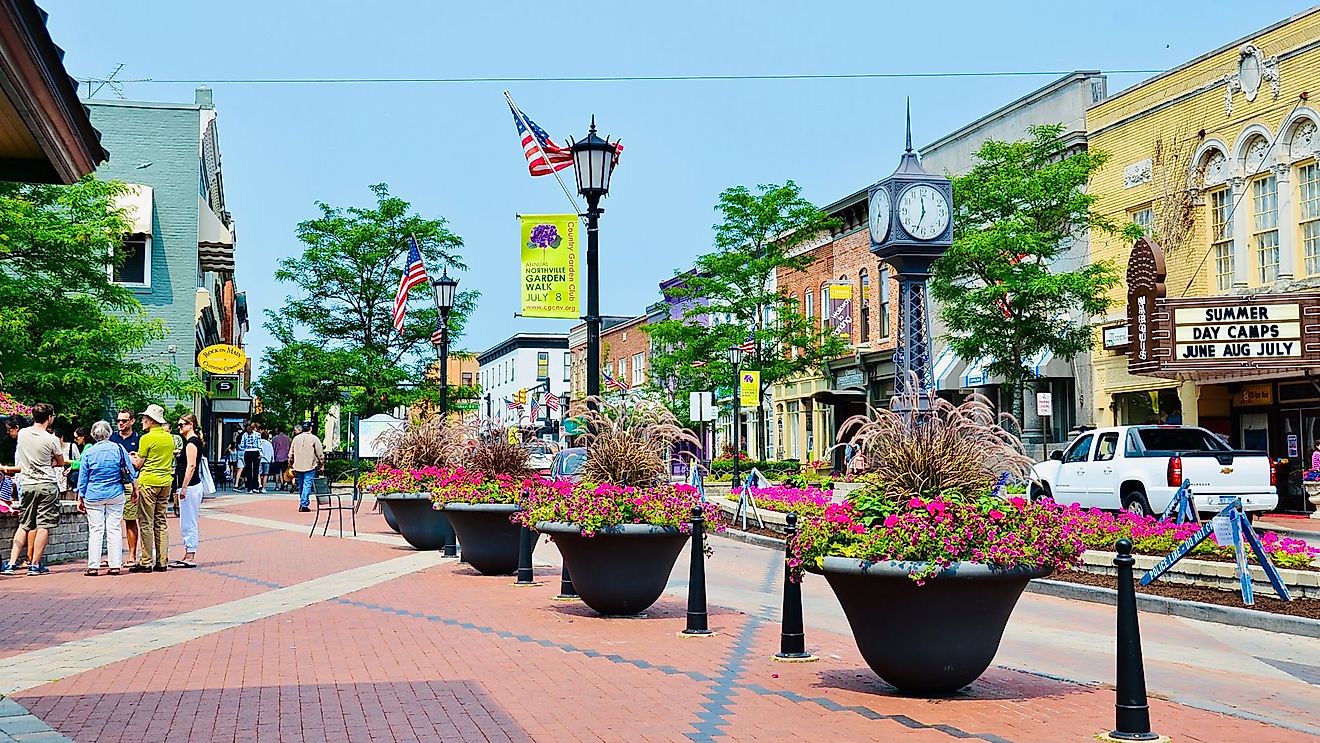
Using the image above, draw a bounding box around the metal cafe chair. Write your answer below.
[308,476,358,538]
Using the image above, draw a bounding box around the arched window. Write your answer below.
[820,283,829,328]
[803,289,813,325]
[858,269,871,343]
[1291,118,1320,275]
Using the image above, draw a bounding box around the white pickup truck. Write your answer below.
[1030,425,1278,517]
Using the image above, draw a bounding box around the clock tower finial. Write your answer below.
[905,97,912,153]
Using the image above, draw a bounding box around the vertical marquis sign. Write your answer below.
[519,214,579,319]
[1125,237,1166,375]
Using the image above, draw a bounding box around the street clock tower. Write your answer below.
[867,102,953,392]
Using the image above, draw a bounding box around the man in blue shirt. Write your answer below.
[108,408,141,563]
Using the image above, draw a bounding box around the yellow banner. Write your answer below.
[828,283,852,299]
[739,370,760,406]
[520,214,579,319]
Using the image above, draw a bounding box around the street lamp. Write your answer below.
[431,267,459,418]
[570,117,616,399]
[728,345,744,490]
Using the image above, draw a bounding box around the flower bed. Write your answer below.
[0,392,31,418]
[725,485,835,520]
[516,481,721,537]
[1067,505,1319,571]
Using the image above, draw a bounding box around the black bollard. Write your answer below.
[775,513,814,661]
[681,506,713,636]
[443,520,458,558]
[1108,538,1161,741]
[552,564,578,600]
[513,525,537,585]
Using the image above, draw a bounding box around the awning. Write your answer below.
[811,388,867,405]
[960,351,1072,388]
[198,197,234,272]
[932,347,967,391]
[962,358,991,388]
[114,185,152,235]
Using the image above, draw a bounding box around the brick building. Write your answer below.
[567,315,635,401]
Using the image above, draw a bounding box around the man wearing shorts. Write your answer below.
[1,403,66,576]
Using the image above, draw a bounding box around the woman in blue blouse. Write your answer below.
[77,421,130,576]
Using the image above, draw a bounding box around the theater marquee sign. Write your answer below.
[1125,237,1320,376]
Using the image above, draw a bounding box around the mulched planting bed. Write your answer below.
[1051,568,1320,620]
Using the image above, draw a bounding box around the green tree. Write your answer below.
[0,177,200,425]
[647,182,846,456]
[930,124,1120,433]
[261,184,478,418]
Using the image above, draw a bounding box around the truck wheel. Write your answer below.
[1121,490,1153,518]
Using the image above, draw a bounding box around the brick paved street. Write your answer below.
[0,494,1314,742]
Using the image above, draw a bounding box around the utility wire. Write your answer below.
[77,69,1164,86]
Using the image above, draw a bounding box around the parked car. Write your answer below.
[525,442,556,475]
[1030,425,1277,516]
[550,447,587,483]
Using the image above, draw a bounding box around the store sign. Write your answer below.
[1036,392,1053,417]
[1102,323,1130,350]
[827,282,853,338]
[197,343,246,374]
[1234,384,1274,407]
[1125,237,1320,376]
[835,368,866,390]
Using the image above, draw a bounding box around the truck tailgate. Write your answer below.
[1179,452,1273,495]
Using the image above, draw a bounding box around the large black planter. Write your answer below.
[537,522,689,616]
[378,499,400,533]
[819,557,1048,695]
[377,493,453,551]
[444,503,521,575]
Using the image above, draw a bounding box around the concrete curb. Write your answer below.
[713,530,1320,639]
[1025,579,1320,638]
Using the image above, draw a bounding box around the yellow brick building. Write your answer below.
[1087,7,1320,512]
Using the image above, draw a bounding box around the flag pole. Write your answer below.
[504,90,584,217]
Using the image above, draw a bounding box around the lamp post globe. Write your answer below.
[571,116,617,401]
[431,268,459,418]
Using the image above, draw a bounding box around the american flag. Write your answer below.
[508,101,573,177]
[505,397,522,412]
[737,338,755,353]
[528,397,541,421]
[602,370,632,391]
[430,323,445,346]
[392,238,429,333]
[543,392,560,412]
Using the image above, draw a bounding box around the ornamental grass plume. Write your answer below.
[377,416,471,471]
[836,378,1033,501]
[577,395,699,487]
[464,433,532,479]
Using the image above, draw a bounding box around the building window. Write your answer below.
[112,236,151,287]
[563,351,571,382]
[1299,162,1320,276]
[858,269,871,343]
[803,290,813,325]
[1252,174,1279,284]
[537,351,549,380]
[1210,188,1233,291]
[631,352,644,385]
[878,265,890,338]
[461,372,473,386]
[1131,206,1154,238]
[617,358,627,380]
[820,284,829,327]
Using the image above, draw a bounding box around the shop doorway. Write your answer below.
[1275,408,1320,513]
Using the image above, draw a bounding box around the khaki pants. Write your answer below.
[136,483,170,568]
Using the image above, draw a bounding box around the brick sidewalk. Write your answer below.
[0,496,1311,742]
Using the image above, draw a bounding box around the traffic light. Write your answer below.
[515,388,527,405]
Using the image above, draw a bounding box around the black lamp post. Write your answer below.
[431,268,459,417]
[728,345,744,490]
[570,117,616,400]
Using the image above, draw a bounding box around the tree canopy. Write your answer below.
[0,177,199,426]
[259,184,478,421]
[930,124,1119,428]
[646,182,846,451]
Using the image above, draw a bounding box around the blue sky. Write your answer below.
[44,0,1317,375]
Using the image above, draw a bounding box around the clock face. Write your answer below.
[897,184,950,241]
[868,188,891,244]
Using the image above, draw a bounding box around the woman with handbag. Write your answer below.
[170,414,205,568]
[76,421,129,575]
